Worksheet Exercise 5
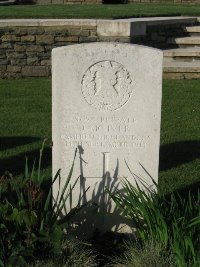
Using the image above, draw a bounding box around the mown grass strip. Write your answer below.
[0,3,199,19]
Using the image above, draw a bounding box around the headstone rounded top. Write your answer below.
[81,60,134,111]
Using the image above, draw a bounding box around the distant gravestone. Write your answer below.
[52,43,163,234]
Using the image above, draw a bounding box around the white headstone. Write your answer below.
[52,43,163,234]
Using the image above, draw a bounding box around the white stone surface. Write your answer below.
[52,42,163,234]
[97,17,197,37]
[0,17,197,37]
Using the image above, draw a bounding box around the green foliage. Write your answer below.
[28,237,98,267]
[109,240,176,267]
[109,172,200,266]
[0,141,83,266]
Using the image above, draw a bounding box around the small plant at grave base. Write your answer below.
[108,165,200,267]
[0,140,87,266]
[108,240,176,267]
[28,237,97,267]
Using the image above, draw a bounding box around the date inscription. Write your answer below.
[62,116,150,149]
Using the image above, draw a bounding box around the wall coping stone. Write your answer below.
[0,16,197,37]
[0,19,97,27]
[97,16,197,37]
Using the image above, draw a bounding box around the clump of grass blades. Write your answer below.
[28,237,97,267]
[108,168,200,267]
[109,240,175,267]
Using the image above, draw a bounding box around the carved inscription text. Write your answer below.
[62,116,150,149]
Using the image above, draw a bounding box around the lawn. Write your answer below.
[0,78,51,179]
[0,78,199,193]
[160,80,200,193]
[1,3,200,19]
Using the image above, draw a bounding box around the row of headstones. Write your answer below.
[52,43,163,235]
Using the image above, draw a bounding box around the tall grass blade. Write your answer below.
[25,157,29,180]
[30,159,36,182]
[56,148,77,213]
[37,139,47,185]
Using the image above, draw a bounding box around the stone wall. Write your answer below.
[0,23,98,78]
[0,17,197,78]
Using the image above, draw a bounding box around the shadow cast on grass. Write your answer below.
[0,147,52,176]
[0,136,40,151]
[159,140,200,172]
[177,180,200,197]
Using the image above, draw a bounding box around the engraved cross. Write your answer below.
[102,152,110,178]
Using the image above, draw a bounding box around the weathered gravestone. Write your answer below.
[52,43,163,234]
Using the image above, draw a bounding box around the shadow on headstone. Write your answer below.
[65,148,133,238]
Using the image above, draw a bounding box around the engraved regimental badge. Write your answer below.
[81,60,134,111]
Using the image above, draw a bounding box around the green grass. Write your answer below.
[0,78,51,178]
[1,3,200,19]
[0,78,199,193]
[160,80,200,192]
